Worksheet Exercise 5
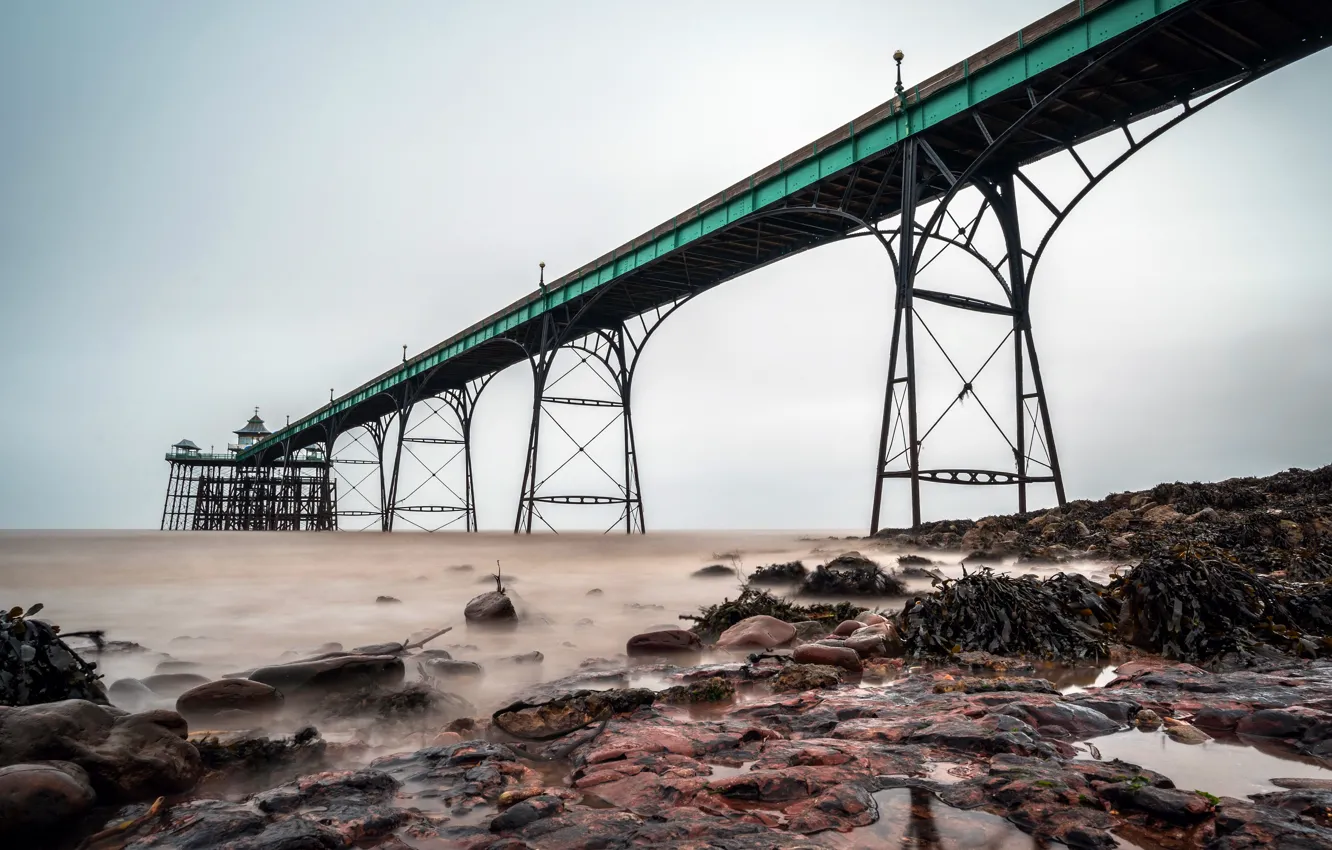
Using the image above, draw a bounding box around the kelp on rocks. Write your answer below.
[748,561,808,583]
[1110,543,1332,663]
[900,569,1109,661]
[798,554,907,596]
[680,588,862,641]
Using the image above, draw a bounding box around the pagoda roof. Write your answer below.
[234,409,272,437]
[172,439,201,451]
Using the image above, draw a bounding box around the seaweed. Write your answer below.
[748,561,808,584]
[1,603,106,706]
[899,568,1108,661]
[1109,543,1332,663]
[799,556,906,596]
[680,587,862,640]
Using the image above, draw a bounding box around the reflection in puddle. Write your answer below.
[1058,665,1119,695]
[707,760,757,780]
[831,788,1036,849]
[922,762,968,784]
[1081,729,1332,799]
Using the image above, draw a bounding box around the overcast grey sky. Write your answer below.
[2,1,1330,530]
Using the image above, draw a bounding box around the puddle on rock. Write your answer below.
[922,761,969,784]
[1080,728,1332,799]
[828,787,1037,849]
[707,760,757,781]
[1057,664,1119,695]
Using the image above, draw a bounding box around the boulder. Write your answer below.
[715,615,796,651]
[421,659,484,679]
[626,629,702,656]
[140,672,211,697]
[1142,504,1183,525]
[248,655,404,698]
[849,622,904,657]
[175,679,283,725]
[0,700,201,802]
[843,633,888,659]
[691,564,734,578]
[108,678,160,712]
[465,591,517,622]
[1099,509,1133,532]
[790,621,829,642]
[792,645,862,673]
[0,762,96,840]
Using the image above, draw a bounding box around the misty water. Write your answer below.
[5,529,1323,811]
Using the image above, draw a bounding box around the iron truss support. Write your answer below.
[868,36,1277,533]
[386,376,492,532]
[515,295,690,534]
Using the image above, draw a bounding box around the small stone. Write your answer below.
[1134,709,1163,730]
[1162,718,1210,744]
[691,565,734,578]
[832,620,863,638]
[501,651,544,665]
[375,595,401,604]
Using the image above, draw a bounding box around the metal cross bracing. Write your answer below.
[514,295,691,534]
[389,378,491,532]
[202,0,1331,532]
[160,457,335,530]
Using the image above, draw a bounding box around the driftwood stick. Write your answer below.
[401,625,453,652]
[79,795,164,849]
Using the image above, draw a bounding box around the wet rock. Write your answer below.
[1162,717,1211,744]
[658,677,735,705]
[176,679,283,725]
[0,761,96,840]
[1100,782,1213,823]
[1212,799,1332,848]
[415,649,452,661]
[109,678,160,711]
[373,740,537,815]
[770,664,841,693]
[249,654,404,698]
[1271,777,1332,790]
[988,699,1118,738]
[1099,509,1133,531]
[494,689,655,740]
[843,633,888,658]
[375,595,401,604]
[792,644,861,673]
[586,588,603,596]
[420,658,484,679]
[490,794,564,832]
[626,629,702,656]
[503,651,544,665]
[715,615,796,651]
[831,619,863,638]
[1134,708,1163,729]
[0,699,201,802]
[691,564,734,578]
[1142,504,1183,525]
[140,672,211,697]
[0,608,107,706]
[465,590,517,622]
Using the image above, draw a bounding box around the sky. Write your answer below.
[1,1,1330,531]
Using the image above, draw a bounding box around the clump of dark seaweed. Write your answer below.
[1110,543,1332,663]
[680,587,861,640]
[748,561,808,584]
[899,568,1108,660]
[1044,572,1121,628]
[799,553,906,596]
[1,603,107,706]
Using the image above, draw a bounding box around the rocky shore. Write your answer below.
[1,464,1330,849]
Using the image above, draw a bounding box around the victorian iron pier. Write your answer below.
[163,0,1331,533]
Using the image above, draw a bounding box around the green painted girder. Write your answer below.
[240,0,1295,462]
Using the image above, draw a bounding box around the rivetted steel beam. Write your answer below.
[912,289,1016,316]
